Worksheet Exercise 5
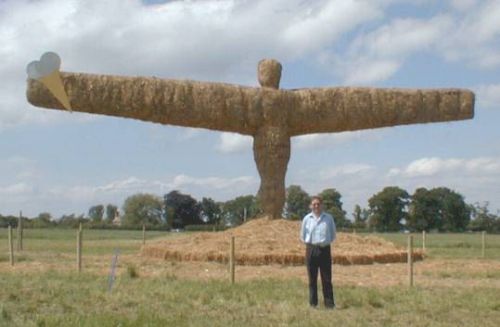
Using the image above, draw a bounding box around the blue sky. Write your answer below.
[1,0,499,218]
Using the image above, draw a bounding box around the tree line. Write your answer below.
[1,185,499,233]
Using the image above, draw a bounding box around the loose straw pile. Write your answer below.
[142,218,423,265]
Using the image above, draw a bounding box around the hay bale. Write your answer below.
[142,218,424,266]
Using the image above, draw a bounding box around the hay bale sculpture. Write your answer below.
[27,56,474,265]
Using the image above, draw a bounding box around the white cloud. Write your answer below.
[216,132,252,153]
[0,182,34,196]
[0,0,391,129]
[329,1,500,83]
[27,176,157,208]
[293,130,385,149]
[3,0,499,130]
[178,128,203,141]
[350,16,453,58]
[475,84,500,109]
[282,0,382,58]
[401,158,462,177]
[0,156,40,184]
[95,176,150,193]
[440,0,500,68]
[88,174,258,198]
[319,164,374,179]
[449,0,479,11]
[169,174,256,190]
[337,15,453,84]
[0,156,32,166]
[388,157,500,178]
[343,59,400,85]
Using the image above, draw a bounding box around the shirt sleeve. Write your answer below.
[300,217,307,243]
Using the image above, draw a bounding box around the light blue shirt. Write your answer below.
[300,211,336,246]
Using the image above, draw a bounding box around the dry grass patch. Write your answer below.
[142,218,423,265]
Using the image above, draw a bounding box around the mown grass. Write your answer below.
[375,232,500,259]
[1,228,499,326]
[423,269,500,280]
[0,228,168,258]
[0,270,499,327]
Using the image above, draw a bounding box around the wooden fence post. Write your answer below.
[481,231,486,258]
[422,230,426,252]
[143,224,146,246]
[408,235,414,287]
[8,225,14,266]
[77,229,82,272]
[17,210,23,251]
[229,236,235,284]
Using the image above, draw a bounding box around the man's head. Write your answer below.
[310,196,323,216]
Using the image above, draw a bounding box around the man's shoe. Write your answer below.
[325,303,335,310]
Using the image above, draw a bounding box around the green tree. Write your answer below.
[88,204,104,222]
[58,214,88,228]
[285,185,310,220]
[408,188,441,231]
[431,187,470,232]
[164,190,201,228]
[122,193,164,227]
[408,187,471,232]
[368,186,409,232]
[318,188,350,228]
[105,204,118,223]
[352,204,368,229]
[222,195,260,226]
[468,202,498,232]
[200,197,221,225]
[32,212,54,228]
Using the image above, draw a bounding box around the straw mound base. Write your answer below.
[142,218,423,266]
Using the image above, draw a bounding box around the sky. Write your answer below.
[0,0,499,218]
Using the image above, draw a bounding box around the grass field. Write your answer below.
[375,231,500,259]
[1,228,499,326]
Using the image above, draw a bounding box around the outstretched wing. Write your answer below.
[287,87,474,136]
[27,72,260,135]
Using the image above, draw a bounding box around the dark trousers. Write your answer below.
[306,244,335,307]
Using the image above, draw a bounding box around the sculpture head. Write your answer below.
[258,59,282,89]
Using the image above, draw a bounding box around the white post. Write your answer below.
[77,229,82,272]
[481,231,486,258]
[408,235,414,287]
[17,210,23,251]
[230,236,235,284]
[8,226,14,266]
[422,230,426,252]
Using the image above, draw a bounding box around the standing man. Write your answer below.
[300,196,336,309]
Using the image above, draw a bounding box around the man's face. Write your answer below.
[310,199,322,215]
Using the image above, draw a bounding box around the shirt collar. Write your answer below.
[311,212,323,220]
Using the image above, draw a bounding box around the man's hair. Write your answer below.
[310,196,323,204]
